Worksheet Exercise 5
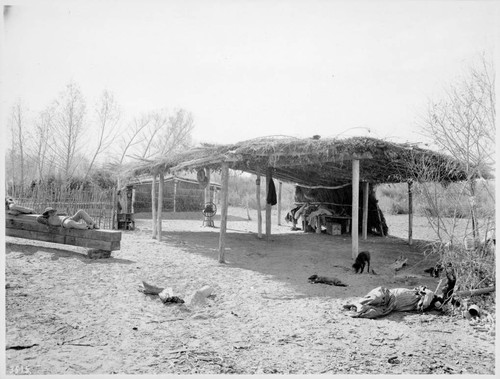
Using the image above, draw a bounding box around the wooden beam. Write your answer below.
[256,175,262,239]
[352,159,360,259]
[362,182,369,240]
[218,162,229,263]
[6,214,121,251]
[6,228,120,251]
[265,167,272,240]
[6,215,122,241]
[151,174,157,239]
[157,172,164,242]
[277,181,282,226]
[408,180,413,245]
[169,154,239,172]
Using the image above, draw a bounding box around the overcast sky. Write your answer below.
[2,0,498,146]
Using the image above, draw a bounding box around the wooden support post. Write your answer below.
[131,188,135,214]
[362,182,369,240]
[111,187,117,230]
[151,174,157,239]
[277,181,282,226]
[256,175,262,239]
[173,177,177,213]
[408,180,413,245]
[157,172,164,242]
[204,167,211,204]
[265,167,272,240]
[351,159,360,259]
[218,162,229,263]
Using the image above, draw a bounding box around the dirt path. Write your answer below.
[4,210,496,375]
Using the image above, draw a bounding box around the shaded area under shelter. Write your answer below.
[130,136,476,262]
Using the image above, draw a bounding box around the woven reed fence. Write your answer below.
[7,183,115,230]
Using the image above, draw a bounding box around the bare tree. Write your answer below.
[419,54,495,241]
[137,110,168,159]
[50,82,87,181]
[117,108,194,163]
[8,99,29,189]
[84,90,120,180]
[422,54,495,175]
[151,108,194,157]
[28,106,55,181]
[115,113,152,165]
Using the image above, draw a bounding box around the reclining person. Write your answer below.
[37,207,99,229]
[5,197,35,215]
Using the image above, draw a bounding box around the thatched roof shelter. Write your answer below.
[130,136,482,263]
[132,136,472,186]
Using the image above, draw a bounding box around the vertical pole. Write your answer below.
[151,174,157,239]
[157,172,164,242]
[362,182,369,240]
[408,180,413,245]
[256,175,262,239]
[470,179,478,241]
[219,162,229,263]
[315,216,322,234]
[265,167,272,240]
[351,159,360,259]
[277,181,282,226]
[111,187,117,230]
[131,188,135,214]
[173,178,177,213]
[204,167,211,204]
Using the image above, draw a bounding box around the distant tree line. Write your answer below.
[6,82,195,192]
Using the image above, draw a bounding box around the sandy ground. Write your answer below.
[4,209,496,375]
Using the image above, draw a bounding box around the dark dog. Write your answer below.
[352,251,370,273]
[308,274,347,287]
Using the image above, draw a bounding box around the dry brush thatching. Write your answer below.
[130,136,484,187]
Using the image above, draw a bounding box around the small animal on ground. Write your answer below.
[353,251,370,273]
[308,274,347,287]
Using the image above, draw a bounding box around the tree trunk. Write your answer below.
[469,179,478,240]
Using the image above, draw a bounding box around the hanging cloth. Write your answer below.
[267,178,277,206]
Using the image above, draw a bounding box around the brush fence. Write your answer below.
[7,184,115,230]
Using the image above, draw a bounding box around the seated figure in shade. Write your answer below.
[5,197,35,215]
[37,207,99,230]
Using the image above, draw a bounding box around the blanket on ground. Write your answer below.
[343,286,435,319]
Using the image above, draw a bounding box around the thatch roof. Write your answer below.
[131,136,482,187]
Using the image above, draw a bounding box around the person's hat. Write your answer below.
[42,207,57,216]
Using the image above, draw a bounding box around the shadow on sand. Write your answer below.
[5,241,135,265]
[149,225,439,302]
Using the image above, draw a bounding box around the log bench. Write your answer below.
[5,214,121,259]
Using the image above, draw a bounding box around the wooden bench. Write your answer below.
[5,214,122,259]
